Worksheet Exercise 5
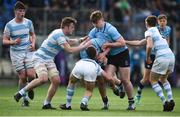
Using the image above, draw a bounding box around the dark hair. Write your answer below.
[61,17,77,28]
[158,14,167,20]
[86,46,97,60]
[145,15,157,27]
[90,10,103,23]
[14,1,26,10]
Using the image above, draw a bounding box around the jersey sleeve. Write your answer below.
[3,23,11,37]
[145,30,152,39]
[108,26,122,41]
[57,36,68,45]
[88,28,96,39]
[28,20,35,33]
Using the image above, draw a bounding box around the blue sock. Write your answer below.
[66,86,75,107]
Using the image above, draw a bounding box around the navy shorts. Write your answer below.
[107,49,130,68]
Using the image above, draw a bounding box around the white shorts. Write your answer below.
[71,60,98,82]
[10,50,34,72]
[151,57,175,75]
[33,57,59,79]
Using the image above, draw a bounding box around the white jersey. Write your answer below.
[34,29,68,60]
[145,27,174,59]
[71,59,103,82]
[3,18,34,52]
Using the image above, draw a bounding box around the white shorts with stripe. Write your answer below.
[151,57,175,75]
[10,50,34,72]
[33,56,59,79]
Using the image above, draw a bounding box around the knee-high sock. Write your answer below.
[163,81,173,101]
[152,83,166,104]
[66,86,75,107]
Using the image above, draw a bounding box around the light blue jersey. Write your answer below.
[145,27,174,59]
[151,26,171,55]
[3,18,34,51]
[88,22,128,55]
[80,38,106,59]
[34,29,68,60]
[157,25,171,39]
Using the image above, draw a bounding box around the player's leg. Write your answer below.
[25,51,36,100]
[60,74,79,110]
[150,71,169,111]
[14,62,49,103]
[97,76,109,110]
[119,67,135,110]
[150,58,172,111]
[105,65,120,96]
[80,81,95,111]
[159,71,175,111]
[17,70,30,106]
[42,62,60,109]
[114,73,125,99]
[135,68,151,105]
[135,54,155,105]
[11,51,29,106]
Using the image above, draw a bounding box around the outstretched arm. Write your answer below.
[68,36,89,45]
[125,39,147,46]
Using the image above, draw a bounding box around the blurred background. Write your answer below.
[0,0,180,87]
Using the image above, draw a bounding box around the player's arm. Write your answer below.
[146,36,153,63]
[97,47,110,61]
[29,31,36,51]
[125,39,147,46]
[68,36,89,45]
[103,37,125,49]
[61,41,88,53]
[166,37,170,45]
[3,35,21,45]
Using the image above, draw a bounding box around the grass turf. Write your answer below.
[0,85,180,116]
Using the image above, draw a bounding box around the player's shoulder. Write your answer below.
[6,18,15,25]
[165,26,171,31]
[106,22,115,30]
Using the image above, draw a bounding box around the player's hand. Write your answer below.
[97,53,106,61]
[29,44,36,51]
[102,42,110,50]
[81,36,88,41]
[14,38,21,45]
[146,57,152,64]
[79,36,88,43]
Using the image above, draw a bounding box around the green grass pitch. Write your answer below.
[0,85,180,116]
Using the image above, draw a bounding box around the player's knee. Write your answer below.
[18,70,26,79]
[159,78,167,84]
[27,70,36,79]
[121,78,130,85]
[51,76,60,85]
[39,76,48,84]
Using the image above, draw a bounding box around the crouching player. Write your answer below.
[60,46,116,111]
